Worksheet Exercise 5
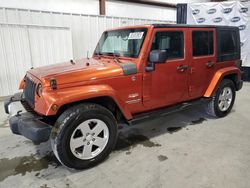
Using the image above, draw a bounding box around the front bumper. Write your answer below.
[4,93,25,115]
[4,93,52,143]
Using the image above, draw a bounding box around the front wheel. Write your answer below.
[50,103,118,169]
[206,79,236,118]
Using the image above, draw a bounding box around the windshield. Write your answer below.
[95,28,147,58]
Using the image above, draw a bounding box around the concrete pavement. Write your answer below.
[0,83,250,188]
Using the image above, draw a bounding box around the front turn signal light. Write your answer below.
[51,104,58,111]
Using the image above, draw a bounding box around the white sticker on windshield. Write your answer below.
[128,32,144,40]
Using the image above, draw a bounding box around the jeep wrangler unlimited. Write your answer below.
[4,24,243,169]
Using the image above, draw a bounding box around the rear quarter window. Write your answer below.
[220,30,237,55]
[216,28,240,62]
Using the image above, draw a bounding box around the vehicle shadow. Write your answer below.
[34,103,221,155]
[114,103,220,151]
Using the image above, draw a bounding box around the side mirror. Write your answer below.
[146,50,167,72]
[149,50,167,64]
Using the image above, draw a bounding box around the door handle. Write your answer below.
[177,65,188,72]
[206,61,215,68]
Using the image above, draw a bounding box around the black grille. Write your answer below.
[24,77,36,108]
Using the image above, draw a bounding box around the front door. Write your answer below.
[188,28,216,99]
[143,28,189,109]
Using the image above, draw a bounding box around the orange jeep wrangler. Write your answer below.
[4,24,243,169]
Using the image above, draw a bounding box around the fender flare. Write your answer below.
[204,67,240,97]
[39,84,133,120]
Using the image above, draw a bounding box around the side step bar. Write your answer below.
[128,98,211,125]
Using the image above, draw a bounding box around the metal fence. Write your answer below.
[0,7,173,96]
[0,7,173,59]
[0,23,73,96]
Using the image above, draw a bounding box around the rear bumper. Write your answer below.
[4,93,52,143]
[235,71,244,91]
[236,79,243,91]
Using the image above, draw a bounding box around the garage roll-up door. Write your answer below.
[0,23,73,97]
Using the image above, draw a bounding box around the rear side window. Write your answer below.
[192,31,214,56]
[216,28,240,62]
[219,30,236,55]
[151,31,184,60]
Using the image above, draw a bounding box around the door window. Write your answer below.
[151,31,184,60]
[192,31,214,56]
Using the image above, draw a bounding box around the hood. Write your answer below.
[28,58,124,86]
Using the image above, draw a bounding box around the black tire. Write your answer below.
[206,79,236,118]
[50,103,118,169]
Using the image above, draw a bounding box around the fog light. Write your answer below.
[51,104,58,111]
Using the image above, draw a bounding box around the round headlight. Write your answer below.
[36,83,43,97]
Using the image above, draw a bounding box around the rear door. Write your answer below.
[188,28,216,99]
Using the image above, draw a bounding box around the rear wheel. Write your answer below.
[206,79,236,118]
[50,103,117,169]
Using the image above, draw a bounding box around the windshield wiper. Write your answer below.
[95,52,103,56]
[94,52,123,64]
[94,52,103,59]
[97,52,122,63]
[113,52,122,64]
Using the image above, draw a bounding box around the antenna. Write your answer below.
[87,51,89,59]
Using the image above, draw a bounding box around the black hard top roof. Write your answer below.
[152,24,238,29]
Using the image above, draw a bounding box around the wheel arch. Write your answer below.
[222,74,238,89]
[56,96,129,123]
[40,84,133,121]
[204,67,240,97]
